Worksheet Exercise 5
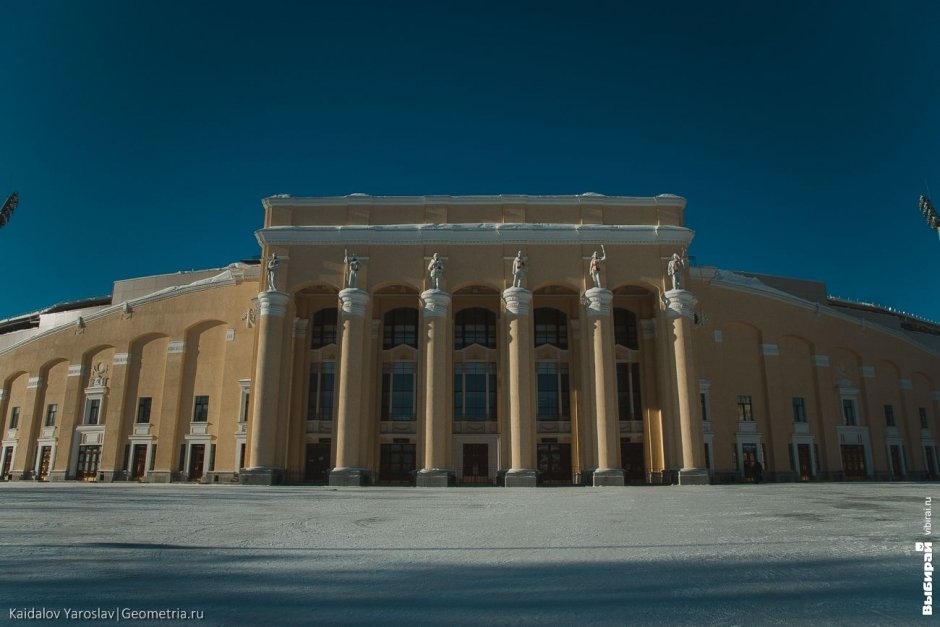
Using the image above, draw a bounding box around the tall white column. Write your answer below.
[329,288,371,486]
[243,289,290,485]
[664,288,708,485]
[585,287,625,486]
[417,289,453,487]
[503,286,537,487]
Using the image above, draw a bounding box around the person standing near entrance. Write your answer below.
[753,460,764,484]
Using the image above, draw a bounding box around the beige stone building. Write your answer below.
[1,194,938,486]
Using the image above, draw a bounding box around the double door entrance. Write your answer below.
[37,446,52,481]
[76,445,101,480]
[841,445,867,479]
[131,445,148,480]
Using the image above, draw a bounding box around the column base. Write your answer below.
[677,468,710,485]
[328,467,370,487]
[416,469,455,487]
[239,467,285,486]
[504,469,538,487]
[593,468,625,487]
[47,471,68,482]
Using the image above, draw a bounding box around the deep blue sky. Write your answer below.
[1,1,938,321]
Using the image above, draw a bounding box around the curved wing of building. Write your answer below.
[0,194,937,486]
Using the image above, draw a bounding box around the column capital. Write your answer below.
[664,288,697,319]
[338,288,369,317]
[420,289,451,318]
[502,287,532,316]
[257,290,290,318]
[583,287,613,317]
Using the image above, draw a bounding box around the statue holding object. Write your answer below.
[427,252,444,290]
[512,251,528,288]
[589,245,606,289]
[344,250,361,289]
[667,252,685,290]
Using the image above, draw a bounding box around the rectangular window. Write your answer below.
[85,399,100,425]
[453,363,497,421]
[44,403,58,427]
[307,362,336,421]
[700,393,709,422]
[884,404,895,427]
[791,397,806,423]
[381,362,416,421]
[136,397,152,424]
[736,395,754,422]
[240,388,250,423]
[920,407,929,429]
[616,363,642,421]
[193,396,209,423]
[537,363,570,420]
[9,406,20,429]
[842,399,857,426]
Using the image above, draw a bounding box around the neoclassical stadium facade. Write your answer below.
[1,194,938,487]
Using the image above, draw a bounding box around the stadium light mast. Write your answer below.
[0,192,18,230]
[919,194,940,243]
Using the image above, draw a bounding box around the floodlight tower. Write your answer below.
[919,194,940,243]
[0,192,18,229]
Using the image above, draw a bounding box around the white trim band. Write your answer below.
[257,223,694,247]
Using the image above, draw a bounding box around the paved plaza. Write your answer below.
[0,482,935,625]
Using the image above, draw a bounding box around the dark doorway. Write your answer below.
[841,444,867,479]
[797,443,813,481]
[0,446,11,479]
[77,445,101,480]
[379,442,416,484]
[188,444,205,481]
[304,440,331,483]
[620,440,645,484]
[741,443,758,480]
[889,445,903,479]
[37,446,51,481]
[461,443,490,485]
[132,445,148,480]
[537,442,572,484]
[926,447,937,479]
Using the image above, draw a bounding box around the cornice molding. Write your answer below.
[256,223,694,247]
[697,269,940,359]
[262,193,687,209]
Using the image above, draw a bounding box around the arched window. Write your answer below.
[383,308,418,349]
[534,308,568,349]
[310,308,338,349]
[613,308,639,349]
[454,308,497,349]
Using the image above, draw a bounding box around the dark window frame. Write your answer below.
[310,308,338,349]
[736,395,754,422]
[454,308,497,349]
[383,308,419,349]
[193,395,209,423]
[534,308,568,349]
[136,397,152,424]
[44,403,58,427]
[613,308,639,350]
